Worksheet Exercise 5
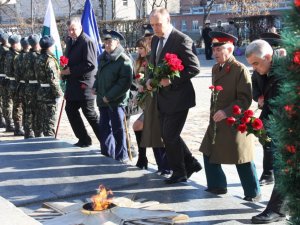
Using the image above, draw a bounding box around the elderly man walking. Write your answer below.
[200,31,261,201]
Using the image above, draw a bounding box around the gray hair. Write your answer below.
[67,17,81,27]
[245,39,273,59]
[150,7,170,18]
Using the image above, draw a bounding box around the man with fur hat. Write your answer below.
[200,31,261,201]
[3,34,24,136]
[34,35,62,137]
[23,34,41,138]
[0,32,10,129]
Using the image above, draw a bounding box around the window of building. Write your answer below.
[192,20,199,31]
[181,20,187,31]
[123,0,128,6]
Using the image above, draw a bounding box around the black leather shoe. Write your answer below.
[251,210,285,224]
[164,175,187,184]
[259,174,274,186]
[186,161,202,178]
[244,194,261,202]
[74,141,91,148]
[205,188,227,195]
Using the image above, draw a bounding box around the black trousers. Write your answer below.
[204,43,212,59]
[160,110,194,177]
[65,99,100,143]
[262,141,274,175]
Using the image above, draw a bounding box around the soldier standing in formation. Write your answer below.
[4,34,24,136]
[0,32,10,129]
[23,34,41,138]
[14,37,31,135]
[34,35,62,137]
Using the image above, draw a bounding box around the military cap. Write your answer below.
[20,37,30,48]
[142,24,154,37]
[209,31,238,47]
[260,32,281,47]
[8,34,21,45]
[39,35,55,49]
[0,32,9,43]
[28,34,41,46]
[205,20,210,24]
[103,29,124,41]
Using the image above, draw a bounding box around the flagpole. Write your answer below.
[55,99,65,139]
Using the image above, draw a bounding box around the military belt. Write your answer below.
[9,77,16,81]
[0,74,6,77]
[40,84,50,87]
[29,80,38,84]
[20,80,25,83]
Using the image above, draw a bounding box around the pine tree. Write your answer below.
[269,1,300,224]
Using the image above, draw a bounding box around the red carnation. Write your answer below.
[295,0,300,7]
[232,105,241,115]
[241,116,251,124]
[226,117,236,126]
[237,123,247,133]
[244,109,254,118]
[215,85,223,91]
[293,51,300,65]
[209,85,215,90]
[60,56,69,67]
[252,118,263,130]
[286,145,296,154]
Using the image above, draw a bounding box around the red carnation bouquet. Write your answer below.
[137,53,184,106]
[148,53,184,88]
[226,105,271,144]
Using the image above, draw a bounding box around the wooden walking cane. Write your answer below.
[55,99,65,139]
[124,115,133,161]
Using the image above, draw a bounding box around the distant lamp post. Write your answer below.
[200,0,207,6]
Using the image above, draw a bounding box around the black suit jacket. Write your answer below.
[150,28,200,113]
[64,32,97,101]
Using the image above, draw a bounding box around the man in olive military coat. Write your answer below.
[200,31,261,201]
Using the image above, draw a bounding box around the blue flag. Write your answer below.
[81,0,102,56]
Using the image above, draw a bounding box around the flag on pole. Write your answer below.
[81,0,102,56]
[41,0,63,60]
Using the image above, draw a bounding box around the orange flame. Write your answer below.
[91,185,113,211]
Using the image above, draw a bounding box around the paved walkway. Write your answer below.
[0,55,287,224]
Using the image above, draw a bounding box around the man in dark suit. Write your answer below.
[246,39,286,224]
[147,7,202,184]
[60,17,100,147]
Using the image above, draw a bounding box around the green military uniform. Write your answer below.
[4,46,22,134]
[34,49,62,136]
[14,37,30,137]
[23,48,40,138]
[0,43,9,128]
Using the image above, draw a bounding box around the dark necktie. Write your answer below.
[156,37,164,65]
[219,65,223,71]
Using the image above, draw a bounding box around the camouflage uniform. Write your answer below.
[14,47,29,136]
[3,47,21,133]
[23,49,40,138]
[34,50,62,136]
[0,44,9,128]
